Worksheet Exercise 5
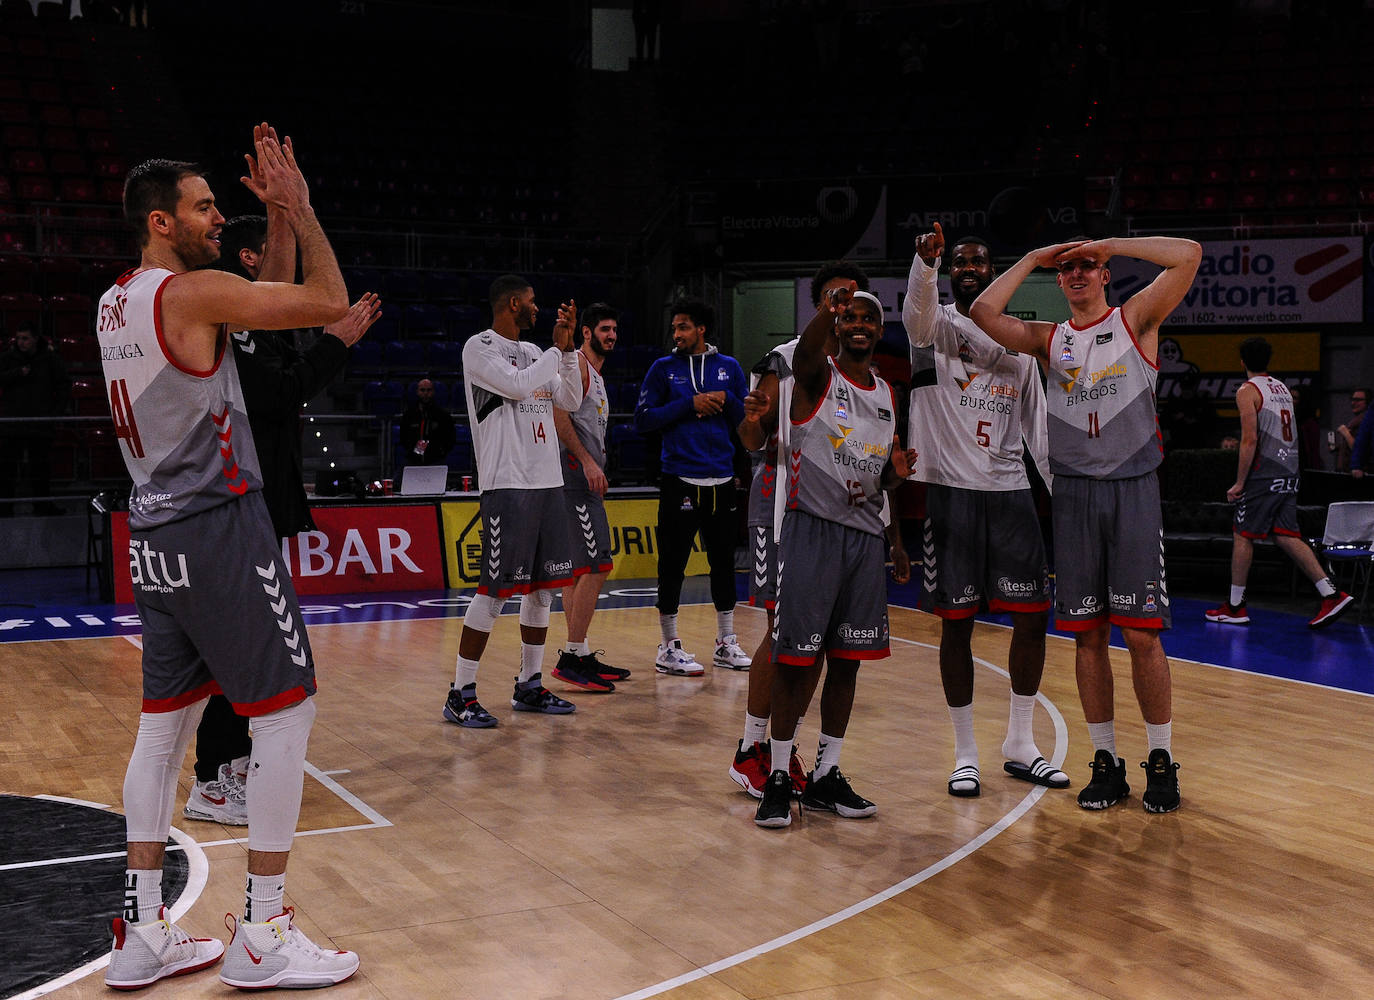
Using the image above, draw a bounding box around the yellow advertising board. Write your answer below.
[441,496,711,587]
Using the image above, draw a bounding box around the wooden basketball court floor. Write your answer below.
[4,590,1374,999]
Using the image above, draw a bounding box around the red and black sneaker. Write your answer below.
[580,650,630,682]
[728,739,771,798]
[1203,600,1249,624]
[1309,592,1353,629]
[551,650,614,692]
[788,748,809,798]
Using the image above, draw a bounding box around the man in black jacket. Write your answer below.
[182,213,380,824]
[399,378,456,468]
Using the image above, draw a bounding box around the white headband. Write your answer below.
[851,290,884,313]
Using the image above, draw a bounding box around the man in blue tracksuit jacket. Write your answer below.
[635,296,750,674]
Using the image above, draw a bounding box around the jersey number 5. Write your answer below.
[975,420,991,448]
[109,378,145,458]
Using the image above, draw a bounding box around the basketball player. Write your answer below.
[98,124,359,989]
[970,234,1202,814]
[904,224,1065,797]
[551,302,633,691]
[730,261,868,799]
[1205,337,1351,628]
[442,275,583,727]
[755,286,915,828]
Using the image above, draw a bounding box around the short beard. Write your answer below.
[587,338,612,358]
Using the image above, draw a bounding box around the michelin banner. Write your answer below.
[1109,237,1364,326]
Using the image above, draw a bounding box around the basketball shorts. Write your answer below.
[924,484,1050,619]
[478,487,576,598]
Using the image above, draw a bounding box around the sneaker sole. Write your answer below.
[753,812,791,828]
[1142,798,1181,814]
[510,701,576,714]
[655,663,704,676]
[220,963,360,990]
[801,799,876,818]
[728,766,765,799]
[1076,792,1129,810]
[713,657,750,670]
[1204,614,1249,624]
[107,946,225,990]
[550,669,614,692]
[182,805,247,825]
[1309,594,1354,628]
[442,705,498,728]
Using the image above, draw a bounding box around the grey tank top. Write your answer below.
[1045,307,1162,479]
[97,268,261,530]
[1247,375,1299,484]
[785,357,895,537]
[561,357,608,489]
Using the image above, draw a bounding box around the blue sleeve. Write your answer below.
[634,359,694,433]
[1353,414,1374,471]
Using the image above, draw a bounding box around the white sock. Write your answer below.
[454,656,479,689]
[659,614,678,646]
[769,738,793,776]
[245,872,285,923]
[1002,691,1040,764]
[123,868,163,923]
[519,642,544,684]
[568,639,590,656]
[744,712,769,746]
[947,702,977,768]
[716,608,735,639]
[1087,721,1117,758]
[814,732,843,777]
[1230,585,1246,605]
[1316,577,1336,598]
[1145,720,1172,755]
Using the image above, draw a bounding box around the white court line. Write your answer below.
[608,629,1069,1000]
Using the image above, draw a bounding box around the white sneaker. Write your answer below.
[105,907,224,989]
[184,762,248,825]
[219,908,360,989]
[655,639,704,676]
[713,634,751,670]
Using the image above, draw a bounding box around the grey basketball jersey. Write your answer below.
[561,355,608,490]
[746,340,796,528]
[96,268,261,531]
[1045,308,1162,479]
[1246,375,1299,486]
[785,358,895,538]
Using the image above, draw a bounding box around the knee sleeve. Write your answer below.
[462,592,504,634]
[124,702,203,843]
[518,587,554,628]
[245,696,316,853]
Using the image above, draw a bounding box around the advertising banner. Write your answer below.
[886,174,1085,258]
[1110,237,1364,327]
[1155,331,1320,405]
[712,180,888,261]
[441,496,711,587]
[111,504,447,602]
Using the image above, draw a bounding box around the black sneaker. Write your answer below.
[511,673,576,714]
[754,769,793,828]
[581,651,630,682]
[800,765,876,818]
[1140,748,1181,813]
[550,650,614,692]
[442,685,498,728]
[1076,749,1130,810]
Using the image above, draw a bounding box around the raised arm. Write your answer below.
[969,242,1083,362]
[550,301,584,411]
[464,335,563,401]
[241,126,298,286]
[903,224,946,349]
[1072,236,1202,340]
[790,283,850,421]
[164,125,347,336]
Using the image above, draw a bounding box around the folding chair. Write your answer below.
[1322,501,1374,621]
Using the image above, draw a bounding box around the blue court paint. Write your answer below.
[4,569,1369,695]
